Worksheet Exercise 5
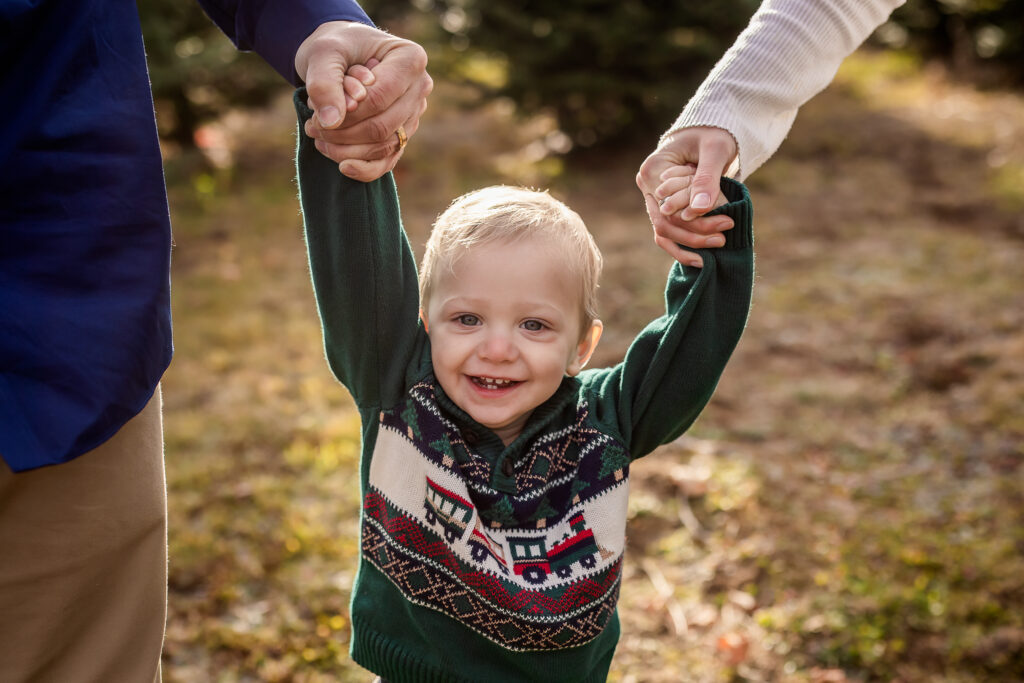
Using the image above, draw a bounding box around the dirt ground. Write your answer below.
[160,51,1023,681]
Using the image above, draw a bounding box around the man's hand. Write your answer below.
[636,126,738,267]
[295,21,433,181]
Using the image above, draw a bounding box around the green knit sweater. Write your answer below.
[294,91,754,683]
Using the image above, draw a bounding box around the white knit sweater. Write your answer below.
[665,0,905,179]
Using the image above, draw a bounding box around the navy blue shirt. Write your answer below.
[0,0,370,472]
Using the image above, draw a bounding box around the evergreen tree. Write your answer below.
[597,444,629,481]
[884,0,1024,85]
[431,0,760,150]
[138,0,282,148]
[486,498,519,527]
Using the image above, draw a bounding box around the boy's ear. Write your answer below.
[419,309,429,334]
[567,320,603,376]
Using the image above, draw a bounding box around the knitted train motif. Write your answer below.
[361,381,632,651]
[425,478,599,583]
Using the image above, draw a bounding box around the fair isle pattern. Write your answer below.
[380,382,633,518]
[362,381,633,650]
[362,492,623,651]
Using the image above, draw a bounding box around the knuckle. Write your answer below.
[637,156,655,175]
[316,127,344,144]
[325,148,347,166]
[301,78,337,107]
[364,87,390,117]
[367,142,393,161]
[366,117,390,143]
[305,78,331,102]
[408,43,429,70]
[693,169,717,184]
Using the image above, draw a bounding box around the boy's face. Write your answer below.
[422,237,602,446]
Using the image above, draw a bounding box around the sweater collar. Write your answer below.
[433,375,581,489]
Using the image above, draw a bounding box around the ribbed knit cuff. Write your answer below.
[704,177,753,250]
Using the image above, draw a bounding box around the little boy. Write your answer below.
[294,89,754,682]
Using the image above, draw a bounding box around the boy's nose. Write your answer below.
[478,329,518,362]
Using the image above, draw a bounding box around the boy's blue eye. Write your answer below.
[522,320,545,332]
[457,314,480,326]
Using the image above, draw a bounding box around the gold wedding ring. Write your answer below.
[395,125,408,150]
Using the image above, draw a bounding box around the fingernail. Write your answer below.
[691,193,711,210]
[361,70,376,85]
[707,235,725,247]
[318,106,341,128]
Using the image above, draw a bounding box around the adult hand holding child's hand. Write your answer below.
[296,21,433,181]
[637,126,737,268]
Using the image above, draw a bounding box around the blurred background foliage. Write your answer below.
[139,0,282,149]
[140,0,1024,152]
[880,0,1024,84]
[144,1,1024,680]
[417,0,762,149]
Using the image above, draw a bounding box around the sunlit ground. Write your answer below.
[160,51,1024,681]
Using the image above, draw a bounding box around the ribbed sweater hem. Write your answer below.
[352,621,617,683]
[352,626,475,683]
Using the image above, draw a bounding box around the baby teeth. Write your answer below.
[479,377,512,387]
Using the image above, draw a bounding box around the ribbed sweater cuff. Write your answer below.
[705,177,753,250]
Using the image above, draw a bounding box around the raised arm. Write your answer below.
[294,89,426,409]
[583,178,754,459]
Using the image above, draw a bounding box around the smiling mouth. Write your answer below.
[470,376,522,390]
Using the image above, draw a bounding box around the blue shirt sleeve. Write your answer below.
[197,0,374,85]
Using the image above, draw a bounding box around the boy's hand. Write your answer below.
[296,21,433,181]
[641,162,728,268]
[637,127,737,267]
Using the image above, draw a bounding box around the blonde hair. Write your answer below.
[420,186,603,333]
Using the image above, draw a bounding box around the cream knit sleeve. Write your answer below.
[664,0,904,180]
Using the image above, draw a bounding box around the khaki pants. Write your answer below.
[0,389,166,683]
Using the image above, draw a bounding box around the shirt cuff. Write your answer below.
[254,0,374,85]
